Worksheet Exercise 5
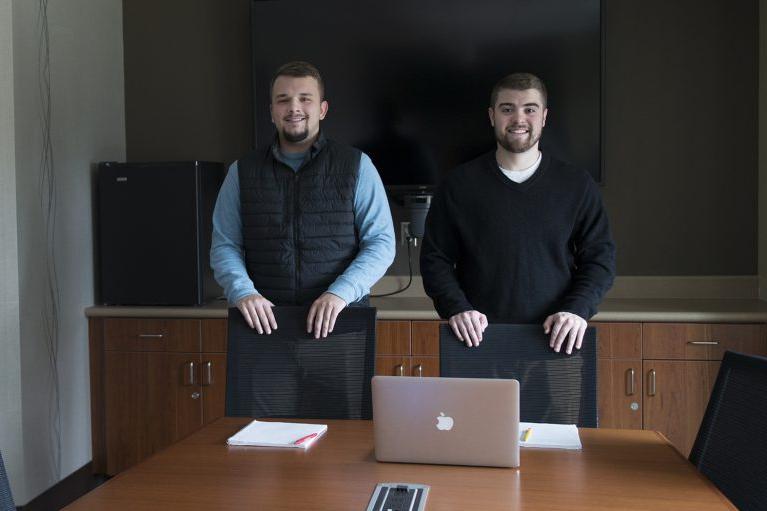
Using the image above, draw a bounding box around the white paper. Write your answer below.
[227,420,327,449]
[519,422,582,450]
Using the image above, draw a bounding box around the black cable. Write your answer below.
[38,0,62,479]
[371,237,414,298]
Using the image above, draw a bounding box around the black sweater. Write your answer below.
[420,151,615,323]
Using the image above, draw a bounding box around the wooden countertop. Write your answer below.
[85,297,767,323]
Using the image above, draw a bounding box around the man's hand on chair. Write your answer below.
[543,312,587,354]
[448,310,488,347]
[236,294,278,334]
[307,292,347,339]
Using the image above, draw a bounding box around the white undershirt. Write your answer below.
[499,151,542,183]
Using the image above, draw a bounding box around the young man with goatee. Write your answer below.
[211,61,394,338]
[420,73,615,354]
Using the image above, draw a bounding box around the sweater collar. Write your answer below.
[485,150,550,192]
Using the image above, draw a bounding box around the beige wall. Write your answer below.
[3,0,125,504]
[0,0,25,502]
[603,0,757,276]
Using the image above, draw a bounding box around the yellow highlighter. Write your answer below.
[522,428,533,442]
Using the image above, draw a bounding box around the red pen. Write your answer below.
[293,432,319,446]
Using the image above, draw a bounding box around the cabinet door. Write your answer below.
[376,321,411,355]
[375,356,410,376]
[201,353,227,424]
[643,360,720,457]
[104,351,174,475]
[410,356,440,377]
[708,323,766,360]
[412,321,440,356]
[593,322,642,429]
[171,353,203,442]
[591,322,641,359]
[597,359,642,429]
[201,319,227,353]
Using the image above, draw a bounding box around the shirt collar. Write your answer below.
[271,131,327,164]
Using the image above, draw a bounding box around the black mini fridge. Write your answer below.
[97,161,225,305]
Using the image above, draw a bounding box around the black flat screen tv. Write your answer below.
[251,0,602,190]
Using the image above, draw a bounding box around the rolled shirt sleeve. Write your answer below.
[327,153,396,303]
[210,162,259,305]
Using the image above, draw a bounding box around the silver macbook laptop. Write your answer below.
[372,376,520,468]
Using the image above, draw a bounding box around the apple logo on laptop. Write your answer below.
[436,412,454,431]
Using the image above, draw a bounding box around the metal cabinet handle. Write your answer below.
[191,392,200,400]
[625,368,635,396]
[648,369,656,396]
[202,361,213,386]
[687,341,720,345]
[395,364,405,376]
[184,362,196,386]
[413,364,423,377]
[138,334,163,338]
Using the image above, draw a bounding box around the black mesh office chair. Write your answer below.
[689,351,767,511]
[226,306,376,420]
[440,324,597,427]
[0,451,15,511]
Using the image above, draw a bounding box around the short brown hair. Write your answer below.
[269,61,325,100]
[490,72,547,108]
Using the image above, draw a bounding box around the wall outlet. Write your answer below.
[400,221,411,246]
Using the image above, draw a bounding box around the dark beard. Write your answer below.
[282,127,309,143]
[497,130,540,153]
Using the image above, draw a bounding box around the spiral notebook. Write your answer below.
[227,420,327,449]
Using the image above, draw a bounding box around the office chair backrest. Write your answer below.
[440,324,597,427]
[226,306,376,419]
[689,351,767,511]
[0,450,15,511]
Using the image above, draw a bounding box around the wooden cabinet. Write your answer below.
[201,353,227,423]
[91,317,227,475]
[643,323,766,360]
[590,321,767,456]
[642,360,720,457]
[102,350,173,474]
[169,351,228,441]
[90,312,767,473]
[641,322,767,457]
[412,321,440,356]
[411,356,440,378]
[592,322,643,430]
[375,320,440,377]
[597,359,643,429]
[375,355,411,377]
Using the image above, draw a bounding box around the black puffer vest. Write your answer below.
[238,136,361,305]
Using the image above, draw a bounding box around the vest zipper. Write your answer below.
[293,172,300,304]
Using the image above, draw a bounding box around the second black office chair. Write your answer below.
[689,350,767,511]
[0,450,14,511]
[440,324,597,427]
[226,306,376,420]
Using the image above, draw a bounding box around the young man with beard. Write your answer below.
[211,61,394,338]
[420,73,615,354]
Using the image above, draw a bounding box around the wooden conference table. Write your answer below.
[65,418,734,511]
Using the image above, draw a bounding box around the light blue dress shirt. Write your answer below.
[211,147,395,305]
